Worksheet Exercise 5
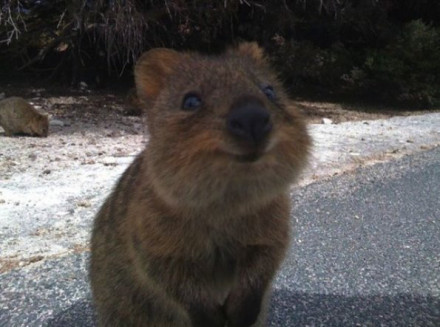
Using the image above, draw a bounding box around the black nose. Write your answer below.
[227,98,272,145]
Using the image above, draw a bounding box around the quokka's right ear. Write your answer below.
[134,48,183,103]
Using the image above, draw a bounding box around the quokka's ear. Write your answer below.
[228,42,266,64]
[134,48,183,103]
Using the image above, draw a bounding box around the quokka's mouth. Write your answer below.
[220,137,277,163]
[233,152,263,163]
[223,142,276,163]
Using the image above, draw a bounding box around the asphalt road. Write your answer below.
[1,147,439,327]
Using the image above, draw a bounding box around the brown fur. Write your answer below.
[124,88,142,116]
[0,97,49,137]
[90,42,311,327]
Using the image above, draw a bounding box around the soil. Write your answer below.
[1,83,435,129]
[1,83,436,184]
[295,100,437,124]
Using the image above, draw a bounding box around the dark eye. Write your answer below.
[262,85,276,100]
[182,93,202,111]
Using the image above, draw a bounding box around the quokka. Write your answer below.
[0,97,48,137]
[90,42,310,327]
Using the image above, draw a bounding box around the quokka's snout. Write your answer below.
[227,96,272,146]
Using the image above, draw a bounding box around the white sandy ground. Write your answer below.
[0,113,440,271]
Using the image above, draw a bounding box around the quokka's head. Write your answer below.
[135,42,310,210]
[27,113,49,137]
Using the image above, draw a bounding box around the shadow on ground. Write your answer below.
[46,290,440,326]
[269,290,439,326]
[47,298,97,327]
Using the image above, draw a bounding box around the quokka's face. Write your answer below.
[37,116,49,137]
[135,43,310,208]
[26,115,48,137]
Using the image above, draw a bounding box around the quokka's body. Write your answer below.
[90,43,310,327]
[0,97,48,137]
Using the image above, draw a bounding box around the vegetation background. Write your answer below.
[1,0,439,108]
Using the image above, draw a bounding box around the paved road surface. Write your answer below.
[1,147,439,326]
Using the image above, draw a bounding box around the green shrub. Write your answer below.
[270,38,354,96]
[2,0,440,109]
[350,20,440,107]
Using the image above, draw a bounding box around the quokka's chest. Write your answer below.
[203,244,241,303]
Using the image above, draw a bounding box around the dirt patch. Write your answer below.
[1,84,437,131]
[0,84,142,137]
[0,255,45,274]
[295,100,439,124]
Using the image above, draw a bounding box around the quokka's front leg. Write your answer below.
[224,245,286,327]
[161,260,228,327]
[187,301,227,327]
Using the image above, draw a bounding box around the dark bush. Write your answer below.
[347,20,440,107]
[1,1,439,107]
[0,0,246,85]
[270,38,354,96]
[0,0,350,85]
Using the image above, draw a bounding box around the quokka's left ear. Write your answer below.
[228,42,267,65]
[135,48,185,105]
